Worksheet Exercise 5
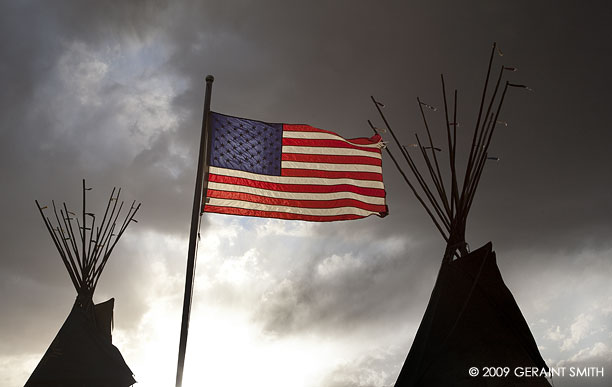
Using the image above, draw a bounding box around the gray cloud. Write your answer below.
[321,350,403,387]
[252,232,424,336]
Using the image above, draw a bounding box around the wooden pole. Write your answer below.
[175,75,214,387]
[367,121,449,242]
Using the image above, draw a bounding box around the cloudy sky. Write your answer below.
[1,1,611,386]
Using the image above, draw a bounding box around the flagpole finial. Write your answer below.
[206,75,214,82]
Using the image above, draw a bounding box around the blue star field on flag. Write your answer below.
[209,112,283,176]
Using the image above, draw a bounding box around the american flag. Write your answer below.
[202,112,388,222]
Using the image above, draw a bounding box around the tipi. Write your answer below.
[26,180,139,387]
[370,44,551,386]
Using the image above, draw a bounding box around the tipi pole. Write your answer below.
[175,75,214,387]
[82,179,87,276]
[35,201,80,290]
[440,76,459,215]
[367,121,449,242]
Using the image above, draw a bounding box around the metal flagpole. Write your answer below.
[175,75,214,387]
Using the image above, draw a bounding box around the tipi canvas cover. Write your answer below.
[25,298,135,387]
[394,243,549,386]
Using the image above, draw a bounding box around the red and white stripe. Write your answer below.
[203,124,387,222]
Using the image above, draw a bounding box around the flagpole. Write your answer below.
[175,75,214,387]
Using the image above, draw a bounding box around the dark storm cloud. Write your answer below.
[159,0,612,258]
[0,0,177,354]
[0,0,169,259]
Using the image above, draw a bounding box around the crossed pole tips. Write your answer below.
[35,179,141,305]
[369,42,531,262]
